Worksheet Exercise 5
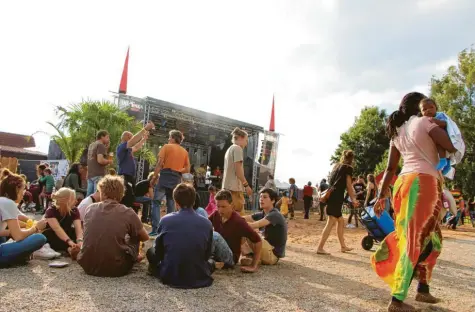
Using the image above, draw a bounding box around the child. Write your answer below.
[39,168,55,210]
[205,185,217,215]
[419,98,465,177]
[277,191,290,219]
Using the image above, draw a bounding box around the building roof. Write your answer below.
[0,145,47,157]
[0,131,36,148]
[146,97,264,132]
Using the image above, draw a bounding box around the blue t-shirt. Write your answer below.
[116,142,136,176]
[154,208,214,288]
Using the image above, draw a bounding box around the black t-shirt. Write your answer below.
[134,180,150,197]
[353,182,365,201]
[328,164,353,202]
[319,182,329,192]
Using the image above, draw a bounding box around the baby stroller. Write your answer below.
[358,198,395,251]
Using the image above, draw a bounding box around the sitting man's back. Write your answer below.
[78,175,149,277]
[147,183,214,289]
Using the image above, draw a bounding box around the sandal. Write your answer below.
[341,246,353,253]
[317,250,330,255]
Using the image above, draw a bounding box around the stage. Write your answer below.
[114,94,266,192]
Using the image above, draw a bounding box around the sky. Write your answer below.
[1,0,474,187]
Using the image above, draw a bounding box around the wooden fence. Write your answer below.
[0,157,18,173]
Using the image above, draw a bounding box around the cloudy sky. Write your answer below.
[1,0,474,186]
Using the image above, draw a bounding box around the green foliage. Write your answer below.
[430,47,475,199]
[47,122,85,163]
[56,100,142,154]
[50,100,154,167]
[331,107,389,176]
[374,149,403,175]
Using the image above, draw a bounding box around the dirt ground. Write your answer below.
[1,211,474,312]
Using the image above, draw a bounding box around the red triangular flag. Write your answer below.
[269,95,275,131]
[119,47,129,94]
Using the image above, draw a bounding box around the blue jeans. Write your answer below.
[0,234,46,266]
[86,176,102,197]
[151,185,166,233]
[212,232,234,268]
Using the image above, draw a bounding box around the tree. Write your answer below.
[374,148,403,175]
[47,122,85,164]
[430,47,475,199]
[51,100,156,166]
[331,107,389,176]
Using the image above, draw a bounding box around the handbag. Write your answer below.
[319,165,343,203]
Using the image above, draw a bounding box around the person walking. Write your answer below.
[303,182,313,219]
[288,178,298,220]
[316,150,359,255]
[222,128,253,215]
[318,179,329,221]
[372,92,457,312]
[86,130,112,196]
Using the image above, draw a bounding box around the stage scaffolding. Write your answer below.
[113,94,267,193]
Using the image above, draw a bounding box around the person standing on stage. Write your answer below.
[117,121,155,208]
[151,130,190,216]
[222,128,253,215]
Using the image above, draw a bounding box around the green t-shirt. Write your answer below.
[40,175,55,193]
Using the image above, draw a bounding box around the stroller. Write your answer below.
[358,198,395,251]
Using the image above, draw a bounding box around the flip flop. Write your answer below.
[341,247,354,253]
[317,250,330,255]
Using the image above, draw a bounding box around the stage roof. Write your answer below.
[145,97,264,133]
[117,94,263,147]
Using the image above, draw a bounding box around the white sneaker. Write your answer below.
[44,243,62,257]
[33,245,59,260]
[346,224,356,229]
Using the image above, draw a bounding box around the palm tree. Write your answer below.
[46,122,85,164]
[51,99,156,165]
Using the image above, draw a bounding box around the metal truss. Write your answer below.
[251,132,259,193]
[148,104,258,135]
[136,98,151,181]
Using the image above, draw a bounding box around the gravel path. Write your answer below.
[1,212,474,312]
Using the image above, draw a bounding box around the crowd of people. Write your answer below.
[0,124,288,290]
[0,92,472,311]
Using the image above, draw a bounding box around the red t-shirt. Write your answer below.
[209,211,261,264]
[303,185,313,197]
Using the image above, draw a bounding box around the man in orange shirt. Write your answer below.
[151,130,190,224]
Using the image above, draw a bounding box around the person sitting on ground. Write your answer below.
[0,170,48,267]
[43,188,83,259]
[63,163,87,200]
[205,185,217,215]
[135,172,155,222]
[77,191,101,222]
[146,183,215,288]
[243,188,287,266]
[78,175,149,277]
[210,190,262,272]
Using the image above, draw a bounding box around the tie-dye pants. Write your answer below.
[371,173,442,301]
